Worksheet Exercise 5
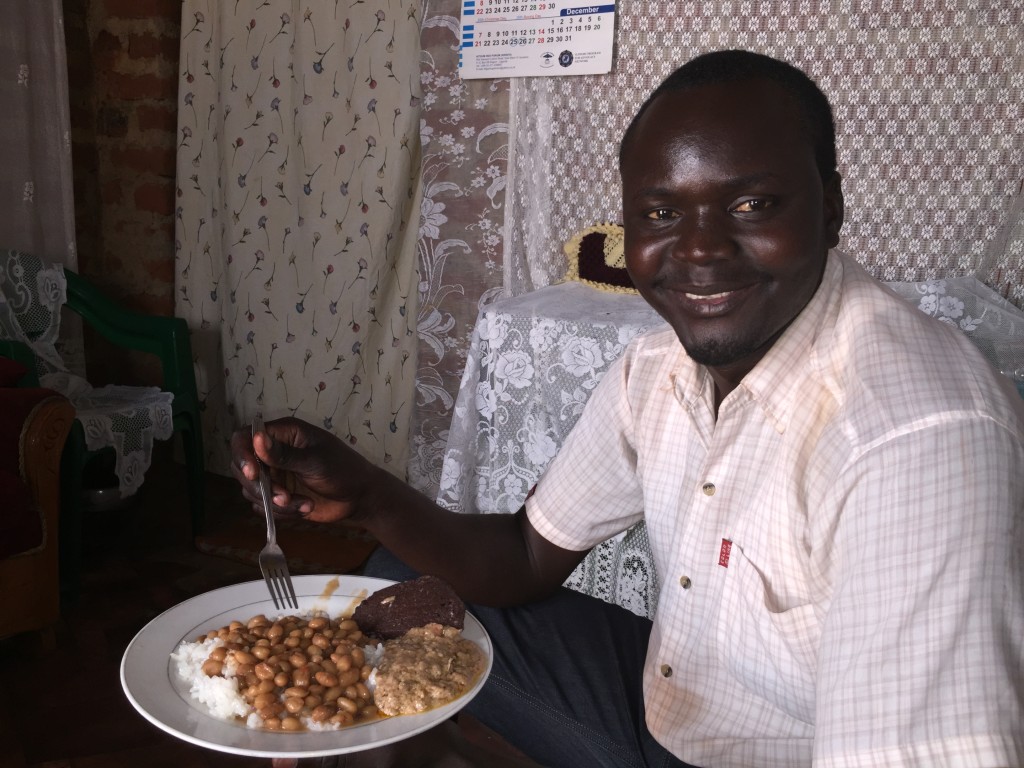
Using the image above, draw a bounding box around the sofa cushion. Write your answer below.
[0,356,28,387]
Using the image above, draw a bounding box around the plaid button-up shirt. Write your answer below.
[528,250,1024,768]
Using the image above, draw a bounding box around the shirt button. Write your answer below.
[679,575,692,589]
[702,482,716,496]
[660,664,673,678]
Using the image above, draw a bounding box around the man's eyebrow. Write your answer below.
[627,172,784,200]
[714,171,784,191]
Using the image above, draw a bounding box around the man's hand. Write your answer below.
[230,417,584,606]
[230,416,377,524]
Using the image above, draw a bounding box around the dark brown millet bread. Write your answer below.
[353,575,465,640]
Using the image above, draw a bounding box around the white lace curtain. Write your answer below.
[505,1,1024,304]
[0,0,76,267]
[176,0,424,477]
[407,0,1024,503]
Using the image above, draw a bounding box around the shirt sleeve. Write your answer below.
[813,413,1024,767]
[526,346,647,552]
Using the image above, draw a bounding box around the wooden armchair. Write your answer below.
[0,363,75,641]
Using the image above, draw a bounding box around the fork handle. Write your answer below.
[253,414,278,544]
[256,458,278,543]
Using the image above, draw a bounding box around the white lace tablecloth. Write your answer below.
[437,282,668,618]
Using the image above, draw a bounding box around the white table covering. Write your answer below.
[437,282,667,617]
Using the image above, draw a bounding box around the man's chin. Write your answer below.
[681,338,752,368]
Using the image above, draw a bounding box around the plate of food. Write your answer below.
[120,574,492,758]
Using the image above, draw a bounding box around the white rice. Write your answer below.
[171,629,384,729]
[171,636,252,720]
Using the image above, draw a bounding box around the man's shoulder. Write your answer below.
[825,260,1024,432]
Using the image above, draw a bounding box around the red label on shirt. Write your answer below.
[718,539,732,568]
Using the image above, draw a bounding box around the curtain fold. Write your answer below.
[406,0,511,496]
[176,0,423,477]
[0,0,76,267]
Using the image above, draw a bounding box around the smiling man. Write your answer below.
[236,51,1024,768]
[618,60,843,405]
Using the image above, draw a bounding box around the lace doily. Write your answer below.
[0,249,173,498]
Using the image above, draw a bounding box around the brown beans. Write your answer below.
[336,696,358,714]
[338,668,361,687]
[311,705,335,722]
[253,692,278,710]
[197,611,383,733]
[315,670,339,687]
[292,666,311,687]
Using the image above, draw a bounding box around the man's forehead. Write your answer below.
[631,79,807,152]
[647,77,794,121]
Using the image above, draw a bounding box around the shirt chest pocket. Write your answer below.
[714,546,820,726]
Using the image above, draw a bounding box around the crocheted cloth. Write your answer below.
[563,223,638,294]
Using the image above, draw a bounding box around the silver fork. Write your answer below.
[252,413,299,611]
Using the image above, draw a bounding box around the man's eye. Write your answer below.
[644,208,678,220]
[732,198,773,213]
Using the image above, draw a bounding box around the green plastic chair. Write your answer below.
[62,268,205,537]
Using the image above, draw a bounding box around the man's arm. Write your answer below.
[231,417,587,606]
[814,416,1024,765]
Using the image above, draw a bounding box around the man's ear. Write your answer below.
[823,172,845,248]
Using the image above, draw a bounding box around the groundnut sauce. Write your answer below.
[194,612,380,731]
[372,623,486,716]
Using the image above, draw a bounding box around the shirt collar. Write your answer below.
[729,251,843,432]
[668,251,844,431]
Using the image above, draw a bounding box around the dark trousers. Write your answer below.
[362,548,696,768]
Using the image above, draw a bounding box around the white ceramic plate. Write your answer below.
[120,575,493,758]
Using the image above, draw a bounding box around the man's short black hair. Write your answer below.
[619,49,838,181]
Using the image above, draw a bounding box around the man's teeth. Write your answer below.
[685,290,732,300]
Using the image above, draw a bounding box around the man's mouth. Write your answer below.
[674,284,756,316]
[684,289,733,301]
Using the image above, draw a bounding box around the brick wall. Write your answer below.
[63,0,181,385]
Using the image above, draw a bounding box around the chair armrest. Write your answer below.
[0,389,74,559]
[63,269,197,401]
[21,394,76,517]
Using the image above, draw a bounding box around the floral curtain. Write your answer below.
[0,0,76,266]
[176,0,424,477]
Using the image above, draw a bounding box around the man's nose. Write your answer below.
[671,211,729,263]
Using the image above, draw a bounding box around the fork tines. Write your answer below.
[262,564,299,611]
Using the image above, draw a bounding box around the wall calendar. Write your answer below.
[459,1,616,79]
